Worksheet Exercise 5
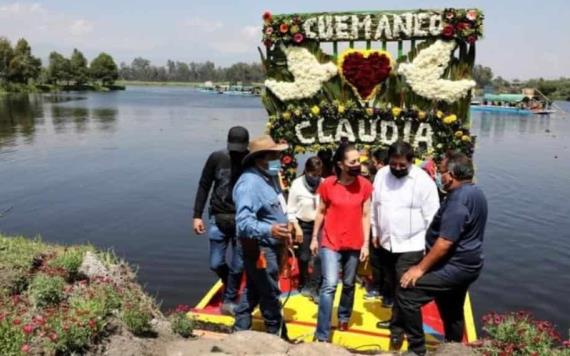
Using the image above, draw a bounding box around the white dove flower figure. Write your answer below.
[265,46,338,101]
[398,40,476,103]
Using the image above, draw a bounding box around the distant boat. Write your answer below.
[471,90,560,115]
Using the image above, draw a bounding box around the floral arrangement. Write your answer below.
[264,46,337,101]
[398,40,476,103]
[260,8,482,187]
[262,9,484,47]
[337,49,393,102]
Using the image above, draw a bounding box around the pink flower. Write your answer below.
[265,27,273,35]
[466,9,478,21]
[442,25,455,38]
[467,35,477,45]
[49,332,58,342]
[293,32,304,44]
[21,344,31,353]
[22,324,35,335]
[13,318,21,325]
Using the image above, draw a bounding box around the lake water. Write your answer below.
[1,87,569,335]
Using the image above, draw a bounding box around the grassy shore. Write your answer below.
[0,234,194,355]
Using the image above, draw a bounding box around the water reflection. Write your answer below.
[0,94,118,151]
[473,111,552,138]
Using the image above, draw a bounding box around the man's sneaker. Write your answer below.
[382,296,395,308]
[364,289,381,300]
[220,302,237,316]
[376,320,391,329]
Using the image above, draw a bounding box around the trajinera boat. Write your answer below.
[189,7,483,352]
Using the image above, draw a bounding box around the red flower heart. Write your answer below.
[339,50,392,101]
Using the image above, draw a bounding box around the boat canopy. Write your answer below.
[483,93,526,103]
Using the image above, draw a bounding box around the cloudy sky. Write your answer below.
[0,0,568,80]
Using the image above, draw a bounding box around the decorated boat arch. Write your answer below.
[259,8,483,185]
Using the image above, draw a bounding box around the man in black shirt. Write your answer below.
[397,152,488,356]
[193,126,249,315]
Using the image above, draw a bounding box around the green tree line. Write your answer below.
[0,37,119,92]
[118,58,264,84]
[472,64,570,101]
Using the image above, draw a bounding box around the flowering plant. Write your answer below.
[338,49,393,102]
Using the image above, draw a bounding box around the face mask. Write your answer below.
[435,172,444,191]
[305,175,321,191]
[348,165,361,177]
[266,159,281,176]
[390,166,409,179]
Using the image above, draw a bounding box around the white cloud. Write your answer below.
[182,17,223,33]
[70,19,94,37]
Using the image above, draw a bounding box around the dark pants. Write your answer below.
[396,273,472,355]
[208,219,243,303]
[376,247,424,336]
[369,242,384,293]
[295,220,321,290]
[233,241,287,337]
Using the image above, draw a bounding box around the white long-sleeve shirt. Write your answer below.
[371,165,440,253]
[287,175,320,223]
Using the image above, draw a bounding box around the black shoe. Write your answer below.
[382,296,395,308]
[389,335,404,351]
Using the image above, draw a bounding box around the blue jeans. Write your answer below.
[315,247,359,341]
[233,243,286,337]
[208,220,243,303]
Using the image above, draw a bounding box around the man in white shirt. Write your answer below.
[371,141,439,350]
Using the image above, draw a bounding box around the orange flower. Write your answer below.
[279,23,289,34]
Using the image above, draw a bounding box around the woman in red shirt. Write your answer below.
[310,142,373,342]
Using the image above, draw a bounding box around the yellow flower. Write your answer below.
[443,114,457,125]
[338,104,346,114]
[290,24,299,34]
[455,130,463,138]
[294,146,306,154]
[311,105,320,116]
[418,111,427,120]
[282,111,291,121]
[366,107,374,116]
[294,108,302,117]
[392,107,402,117]
[436,110,444,119]
[461,135,471,142]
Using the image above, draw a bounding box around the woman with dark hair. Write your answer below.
[310,142,373,342]
[287,156,323,300]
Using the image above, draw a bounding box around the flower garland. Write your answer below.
[398,40,476,103]
[337,49,393,102]
[261,8,484,47]
[264,46,337,101]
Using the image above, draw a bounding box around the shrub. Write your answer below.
[28,274,65,308]
[44,311,95,354]
[121,306,152,336]
[473,311,570,356]
[49,248,86,280]
[0,317,25,356]
[169,305,194,338]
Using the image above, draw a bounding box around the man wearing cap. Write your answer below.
[232,135,290,338]
[193,126,250,315]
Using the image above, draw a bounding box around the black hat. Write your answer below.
[227,126,249,152]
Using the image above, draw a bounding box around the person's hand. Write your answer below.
[359,245,369,262]
[310,238,319,256]
[271,224,290,240]
[400,265,426,289]
[193,218,206,235]
[372,236,380,248]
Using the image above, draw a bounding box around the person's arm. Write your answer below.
[286,181,304,243]
[310,199,327,256]
[370,176,380,247]
[192,153,216,234]
[360,197,371,261]
[233,179,272,241]
[401,203,469,288]
[400,237,453,288]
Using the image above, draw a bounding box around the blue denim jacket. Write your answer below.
[233,167,288,247]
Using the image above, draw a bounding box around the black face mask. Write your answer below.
[390,166,409,179]
[305,175,321,191]
[348,165,361,177]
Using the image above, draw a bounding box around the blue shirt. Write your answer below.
[233,167,288,247]
[426,183,488,284]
